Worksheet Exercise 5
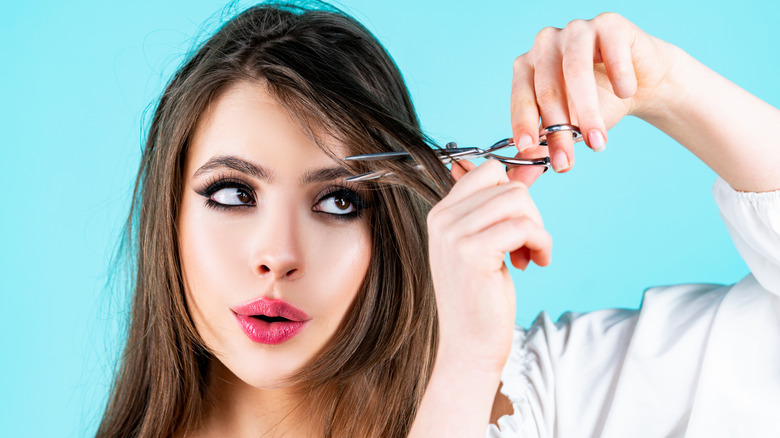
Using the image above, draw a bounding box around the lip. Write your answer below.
[231,298,310,345]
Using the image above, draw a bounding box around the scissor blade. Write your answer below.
[345,170,392,181]
[344,147,485,163]
[344,151,411,161]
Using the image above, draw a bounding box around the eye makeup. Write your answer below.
[312,184,372,221]
[193,172,372,220]
[195,174,256,211]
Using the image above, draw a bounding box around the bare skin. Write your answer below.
[178,81,372,437]
[411,12,780,437]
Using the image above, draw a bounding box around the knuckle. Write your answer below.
[506,189,530,209]
[426,206,445,231]
[544,229,553,245]
[561,56,591,78]
[486,158,505,171]
[605,58,632,77]
[536,86,560,105]
[534,26,560,44]
[507,180,528,191]
[443,228,461,249]
[564,18,589,33]
[493,184,525,206]
[577,108,601,125]
[511,92,538,117]
[595,12,624,26]
[504,182,530,201]
[509,216,532,236]
[428,211,459,245]
[512,54,530,72]
[459,234,477,253]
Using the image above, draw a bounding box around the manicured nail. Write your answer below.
[588,130,606,152]
[516,134,534,152]
[552,150,569,172]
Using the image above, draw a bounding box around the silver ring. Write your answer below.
[538,124,582,146]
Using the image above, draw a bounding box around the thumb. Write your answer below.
[450,160,477,182]
[506,164,545,187]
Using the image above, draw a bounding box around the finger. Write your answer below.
[468,216,552,270]
[595,13,638,99]
[450,160,477,182]
[446,182,543,237]
[561,20,608,153]
[504,136,549,187]
[510,242,552,270]
[510,53,542,154]
[506,164,545,188]
[532,29,575,173]
[442,159,508,206]
[510,247,532,271]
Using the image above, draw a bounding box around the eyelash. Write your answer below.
[195,176,254,211]
[195,176,370,221]
[316,185,371,221]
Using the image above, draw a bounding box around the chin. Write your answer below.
[210,340,316,390]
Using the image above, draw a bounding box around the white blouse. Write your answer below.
[488,178,780,438]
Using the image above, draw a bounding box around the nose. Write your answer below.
[248,204,305,281]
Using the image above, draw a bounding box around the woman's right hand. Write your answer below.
[427,159,552,372]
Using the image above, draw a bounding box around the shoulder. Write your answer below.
[489,283,734,437]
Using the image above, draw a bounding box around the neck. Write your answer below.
[193,359,318,438]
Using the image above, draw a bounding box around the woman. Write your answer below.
[98,2,780,438]
[98,3,451,436]
[414,13,780,438]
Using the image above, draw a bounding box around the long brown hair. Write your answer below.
[97,2,454,437]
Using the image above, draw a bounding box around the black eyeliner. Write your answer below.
[195,175,256,211]
[314,185,372,221]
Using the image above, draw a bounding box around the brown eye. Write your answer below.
[334,197,351,210]
[237,190,251,204]
[211,187,254,206]
[315,194,356,215]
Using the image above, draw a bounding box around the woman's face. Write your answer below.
[178,80,372,389]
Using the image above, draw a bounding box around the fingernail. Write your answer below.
[588,130,606,152]
[552,150,569,172]
[516,134,534,152]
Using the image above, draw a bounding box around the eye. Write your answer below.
[195,177,256,210]
[313,187,369,219]
[211,187,254,206]
[316,194,356,215]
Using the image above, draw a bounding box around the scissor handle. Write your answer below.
[538,124,583,146]
[481,124,582,154]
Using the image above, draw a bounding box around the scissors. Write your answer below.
[343,124,583,182]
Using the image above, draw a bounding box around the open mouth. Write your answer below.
[231,297,310,344]
[250,315,292,323]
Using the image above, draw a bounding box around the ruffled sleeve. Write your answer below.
[713,177,780,295]
[488,178,780,437]
[486,308,642,438]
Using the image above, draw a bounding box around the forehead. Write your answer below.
[186,80,346,176]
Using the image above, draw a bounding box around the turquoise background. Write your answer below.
[1,0,778,435]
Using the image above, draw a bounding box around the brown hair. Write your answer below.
[98,2,453,437]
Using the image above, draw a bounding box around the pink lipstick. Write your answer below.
[231,298,310,345]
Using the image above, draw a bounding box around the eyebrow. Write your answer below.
[193,155,272,181]
[298,166,353,185]
[192,155,353,185]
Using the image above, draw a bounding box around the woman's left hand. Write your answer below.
[509,13,675,174]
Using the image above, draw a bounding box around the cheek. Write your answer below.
[178,191,373,344]
[176,196,248,346]
[301,218,372,329]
